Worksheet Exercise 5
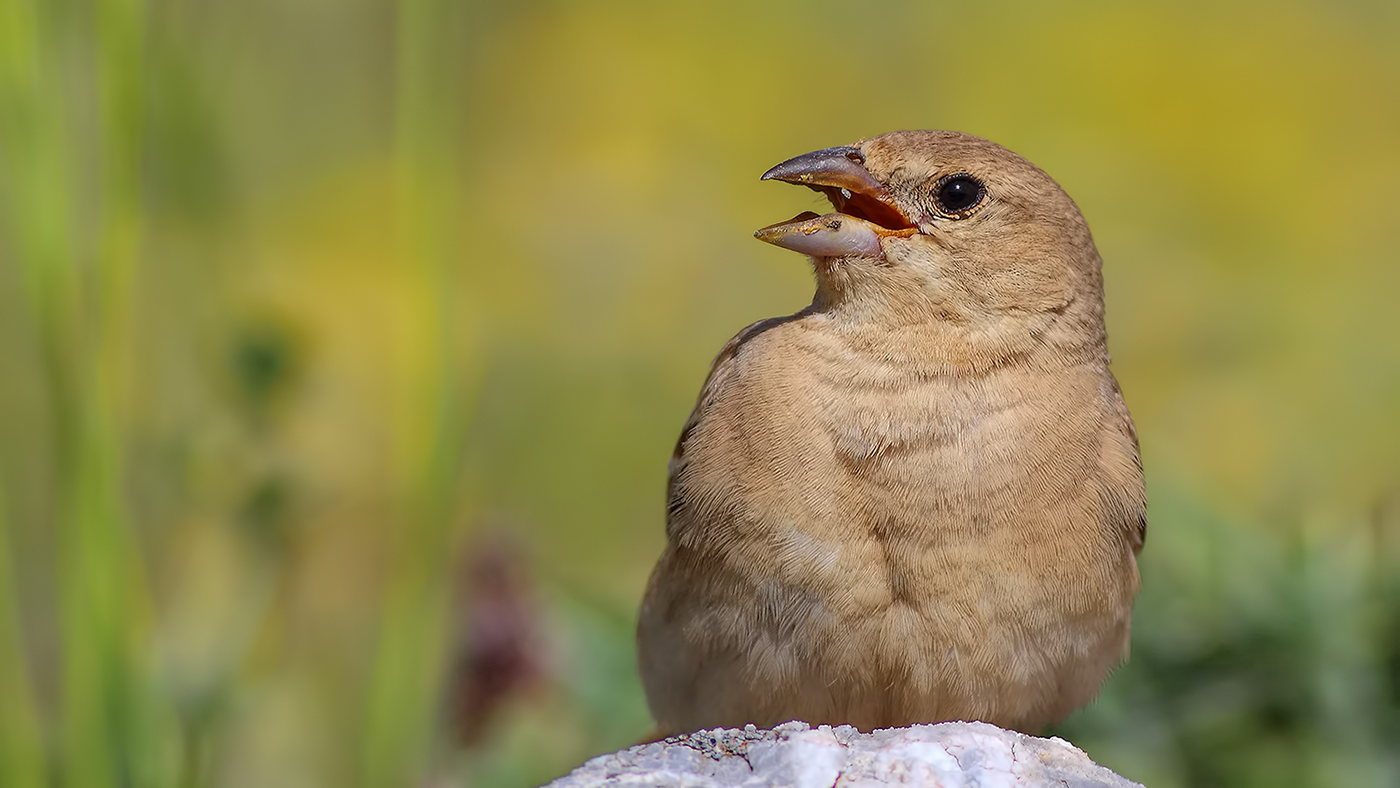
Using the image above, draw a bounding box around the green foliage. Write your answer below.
[1055,488,1400,787]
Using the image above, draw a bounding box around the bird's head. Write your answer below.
[757,130,1106,349]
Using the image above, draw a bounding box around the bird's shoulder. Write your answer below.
[699,312,813,394]
[670,312,814,457]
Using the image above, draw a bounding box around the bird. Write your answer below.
[636,130,1145,736]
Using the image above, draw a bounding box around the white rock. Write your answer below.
[544,721,1141,788]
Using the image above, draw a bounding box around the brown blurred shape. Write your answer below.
[446,533,543,746]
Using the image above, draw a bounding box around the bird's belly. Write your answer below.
[718,519,1133,733]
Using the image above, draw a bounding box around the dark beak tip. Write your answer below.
[759,159,811,183]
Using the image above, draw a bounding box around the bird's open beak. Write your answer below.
[755,145,917,257]
[753,211,886,258]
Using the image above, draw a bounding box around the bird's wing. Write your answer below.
[1104,373,1147,554]
[665,315,801,523]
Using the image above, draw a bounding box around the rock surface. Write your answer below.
[544,721,1140,788]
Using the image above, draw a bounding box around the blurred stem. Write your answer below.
[0,0,169,785]
[0,487,46,788]
[359,0,466,785]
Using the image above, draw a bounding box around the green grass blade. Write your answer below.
[0,487,47,788]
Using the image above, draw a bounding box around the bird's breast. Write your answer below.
[671,327,1126,605]
[814,367,1064,507]
[766,354,1123,609]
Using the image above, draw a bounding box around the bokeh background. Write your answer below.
[2,0,1399,785]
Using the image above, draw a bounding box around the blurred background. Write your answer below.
[1,0,1398,785]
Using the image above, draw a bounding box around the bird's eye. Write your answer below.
[933,173,986,218]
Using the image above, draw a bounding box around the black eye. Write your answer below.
[933,173,986,217]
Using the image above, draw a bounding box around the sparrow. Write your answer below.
[636,130,1145,736]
